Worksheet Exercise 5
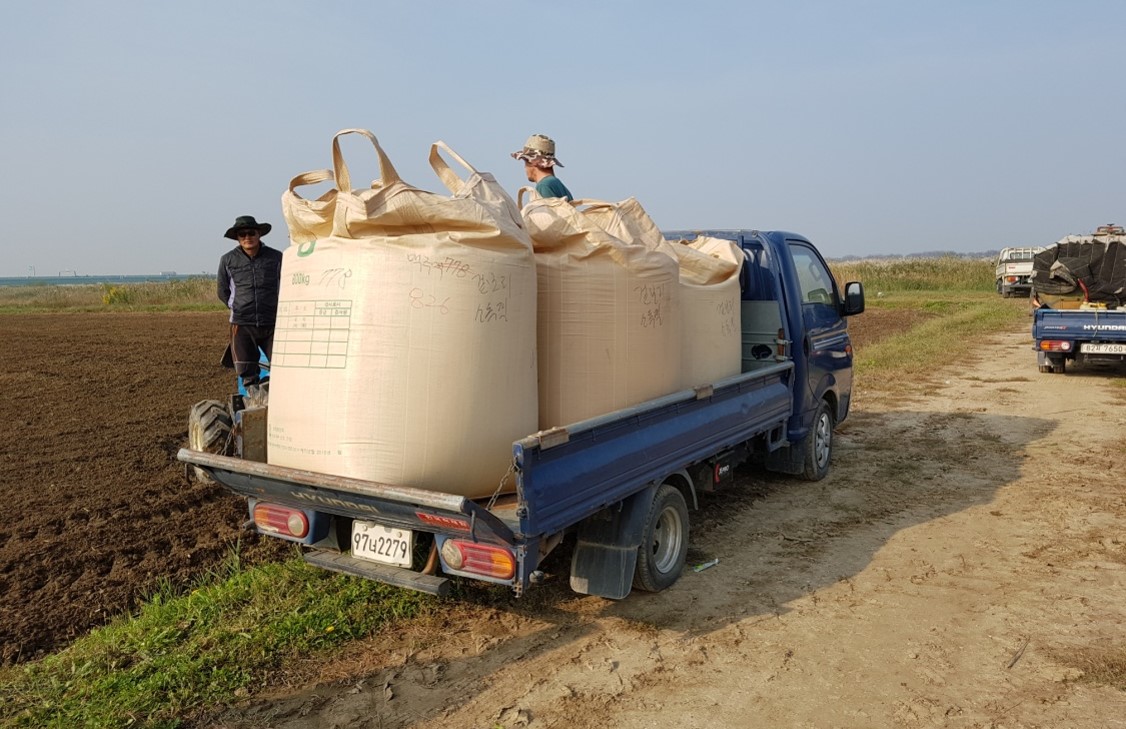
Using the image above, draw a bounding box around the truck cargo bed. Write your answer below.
[178,362,793,544]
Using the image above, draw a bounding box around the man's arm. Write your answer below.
[217,257,231,306]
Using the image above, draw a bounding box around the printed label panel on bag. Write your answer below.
[272,299,352,369]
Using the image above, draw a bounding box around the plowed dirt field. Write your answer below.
[0,312,285,665]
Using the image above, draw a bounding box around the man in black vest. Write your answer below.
[217,215,283,391]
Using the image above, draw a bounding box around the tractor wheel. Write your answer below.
[187,399,232,483]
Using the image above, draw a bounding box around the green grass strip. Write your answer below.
[0,551,436,728]
[855,294,1028,381]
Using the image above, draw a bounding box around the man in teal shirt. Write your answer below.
[512,134,573,201]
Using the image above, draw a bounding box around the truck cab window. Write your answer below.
[788,244,838,307]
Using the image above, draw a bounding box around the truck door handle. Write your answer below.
[803,335,811,356]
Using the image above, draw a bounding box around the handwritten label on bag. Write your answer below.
[635,283,670,329]
[289,268,353,290]
[408,288,451,314]
[718,299,738,336]
[407,253,471,279]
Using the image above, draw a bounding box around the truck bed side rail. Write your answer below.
[514,362,794,537]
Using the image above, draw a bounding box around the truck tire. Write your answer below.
[632,483,689,593]
[801,399,834,481]
[1038,356,1066,374]
[187,399,232,483]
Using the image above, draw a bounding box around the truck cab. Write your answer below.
[668,230,863,479]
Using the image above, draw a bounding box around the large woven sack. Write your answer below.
[670,237,744,386]
[268,130,538,498]
[576,198,743,388]
[520,191,681,429]
[578,196,680,258]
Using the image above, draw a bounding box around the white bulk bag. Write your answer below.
[671,237,744,386]
[269,130,537,498]
[520,191,681,429]
[572,198,744,388]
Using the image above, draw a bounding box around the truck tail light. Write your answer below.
[1039,340,1072,352]
[253,502,309,538]
[439,539,515,580]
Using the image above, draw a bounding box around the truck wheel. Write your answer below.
[1039,356,1066,374]
[633,484,689,593]
[801,400,834,481]
[187,399,232,482]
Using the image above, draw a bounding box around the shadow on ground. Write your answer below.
[197,407,1056,728]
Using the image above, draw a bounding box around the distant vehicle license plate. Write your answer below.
[1081,343,1126,354]
[351,521,412,567]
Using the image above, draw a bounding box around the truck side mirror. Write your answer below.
[843,281,865,316]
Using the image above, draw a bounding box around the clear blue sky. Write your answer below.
[1,1,1122,275]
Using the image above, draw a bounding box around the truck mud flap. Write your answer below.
[569,484,657,600]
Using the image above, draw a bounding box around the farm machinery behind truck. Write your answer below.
[186,352,270,479]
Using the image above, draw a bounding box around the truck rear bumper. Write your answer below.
[305,551,451,596]
[176,449,518,545]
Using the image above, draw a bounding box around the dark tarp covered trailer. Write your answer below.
[1030,235,1126,306]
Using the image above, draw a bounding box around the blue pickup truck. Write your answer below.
[1031,227,1126,374]
[178,230,864,599]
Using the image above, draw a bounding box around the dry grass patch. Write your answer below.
[1048,646,1126,691]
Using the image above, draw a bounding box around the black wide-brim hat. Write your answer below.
[224,215,272,240]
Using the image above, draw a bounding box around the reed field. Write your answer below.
[0,257,993,314]
[829,255,994,292]
[0,276,220,313]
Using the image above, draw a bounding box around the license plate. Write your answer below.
[1080,343,1126,354]
[351,521,412,567]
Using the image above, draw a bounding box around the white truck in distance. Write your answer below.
[995,247,1042,298]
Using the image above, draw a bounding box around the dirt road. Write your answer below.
[207,325,1126,728]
